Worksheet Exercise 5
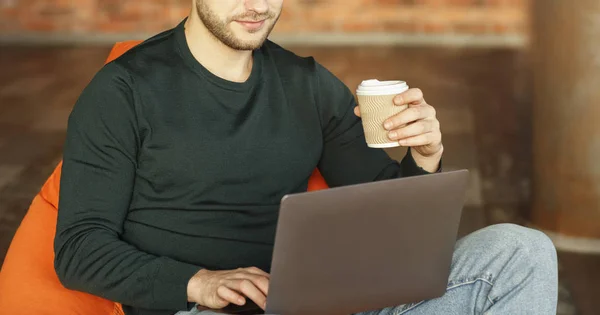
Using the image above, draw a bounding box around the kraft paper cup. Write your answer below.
[356,80,409,148]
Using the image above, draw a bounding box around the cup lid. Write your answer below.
[356,79,408,96]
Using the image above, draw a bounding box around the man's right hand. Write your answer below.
[187,267,270,311]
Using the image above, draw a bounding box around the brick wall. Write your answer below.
[0,0,529,40]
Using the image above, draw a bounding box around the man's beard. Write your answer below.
[196,0,279,51]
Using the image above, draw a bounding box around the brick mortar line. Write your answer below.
[0,32,527,47]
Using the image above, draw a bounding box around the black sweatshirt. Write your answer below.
[54,19,432,315]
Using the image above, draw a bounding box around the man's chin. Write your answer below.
[239,41,267,51]
[229,35,269,50]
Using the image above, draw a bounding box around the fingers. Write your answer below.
[384,104,436,131]
[225,279,267,310]
[243,267,270,278]
[234,269,269,295]
[397,132,442,147]
[192,268,271,311]
[388,119,438,141]
[217,285,246,306]
[247,274,269,296]
[354,106,361,117]
[394,88,425,106]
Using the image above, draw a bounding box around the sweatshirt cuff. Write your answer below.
[400,148,442,177]
[152,257,201,311]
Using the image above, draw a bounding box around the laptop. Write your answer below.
[215,169,470,315]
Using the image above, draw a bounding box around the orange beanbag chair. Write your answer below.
[0,41,329,315]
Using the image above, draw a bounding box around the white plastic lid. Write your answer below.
[356,79,409,96]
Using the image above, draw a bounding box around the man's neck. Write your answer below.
[184,12,254,83]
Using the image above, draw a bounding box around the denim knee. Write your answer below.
[479,223,557,269]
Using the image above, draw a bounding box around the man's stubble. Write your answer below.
[196,0,280,51]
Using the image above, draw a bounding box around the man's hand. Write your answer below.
[354,88,443,172]
[187,267,270,311]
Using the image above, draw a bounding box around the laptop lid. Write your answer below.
[265,170,469,315]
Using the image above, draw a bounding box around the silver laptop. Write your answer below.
[264,170,469,315]
[217,169,469,315]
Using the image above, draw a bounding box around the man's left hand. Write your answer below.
[354,88,443,172]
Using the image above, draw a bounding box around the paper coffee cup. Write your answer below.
[356,80,409,148]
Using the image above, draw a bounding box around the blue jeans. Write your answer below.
[178,224,558,315]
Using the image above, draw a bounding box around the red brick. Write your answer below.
[421,22,450,34]
[341,21,381,32]
[453,23,491,34]
[382,21,419,33]
[0,0,528,37]
[416,0,447,6]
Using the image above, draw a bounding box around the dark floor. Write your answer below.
[0,45,598,315]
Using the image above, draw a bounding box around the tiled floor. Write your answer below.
[0,45,597,314]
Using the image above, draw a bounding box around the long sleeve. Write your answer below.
[314,63,434,187]
[54,63,200,312]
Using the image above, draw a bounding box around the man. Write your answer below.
[54,0,558,314]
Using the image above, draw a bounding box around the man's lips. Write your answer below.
[235,20,266,31]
